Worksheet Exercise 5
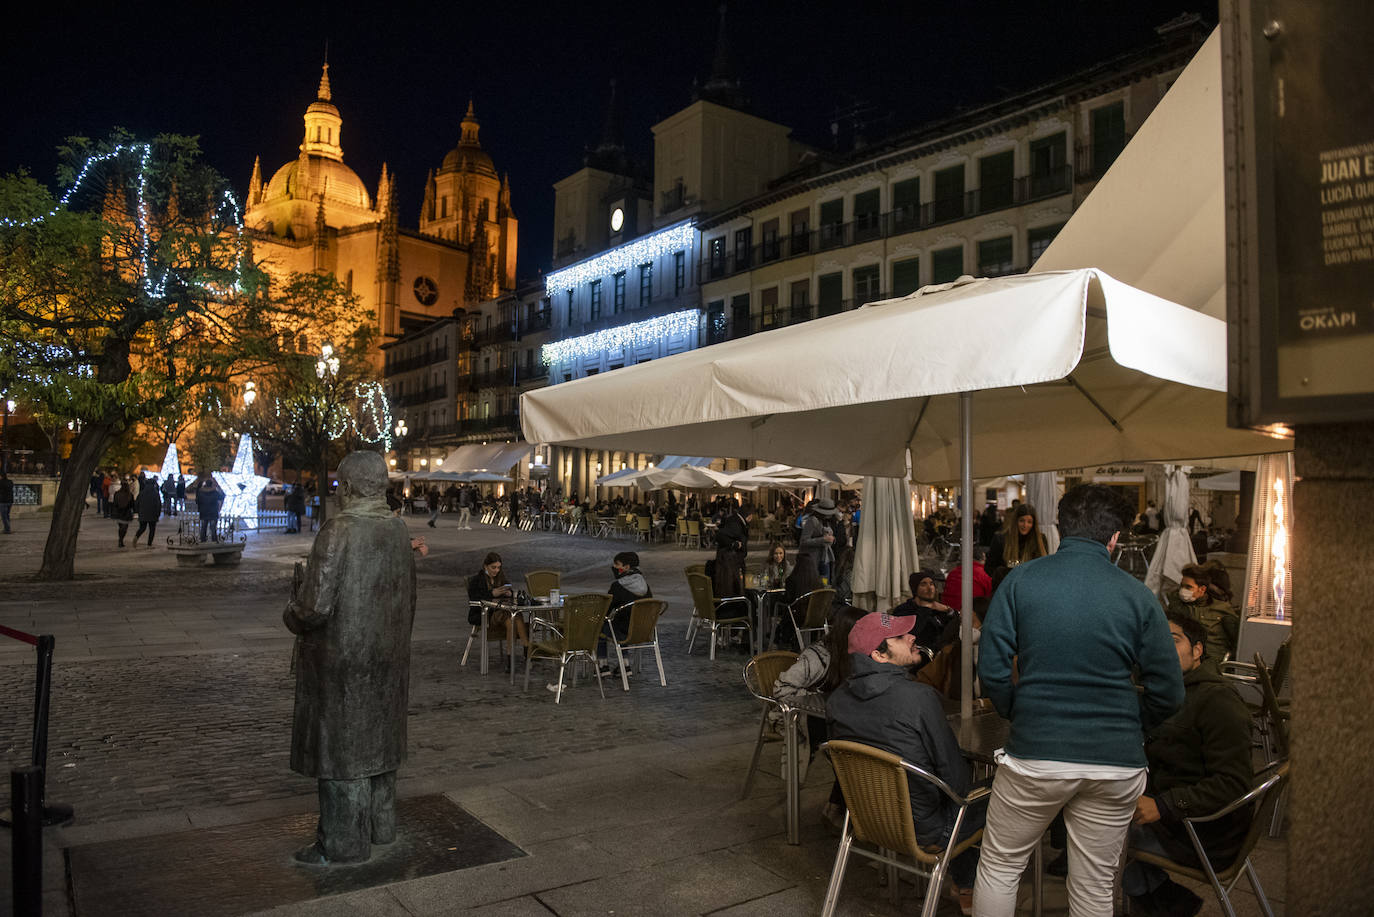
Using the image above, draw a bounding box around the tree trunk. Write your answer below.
[37,422,116,580]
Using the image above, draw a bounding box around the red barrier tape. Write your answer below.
[0,623,40,646]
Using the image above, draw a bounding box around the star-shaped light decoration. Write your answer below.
[213,433,271,529]
[159,442,181,481]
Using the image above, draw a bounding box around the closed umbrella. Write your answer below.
[1144,464,1197,597]
[851,476,920,613]
[1025,472,1061,555]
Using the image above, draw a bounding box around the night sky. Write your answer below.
[5,1,1216,279]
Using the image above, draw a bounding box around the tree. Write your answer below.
[0,134,269,579]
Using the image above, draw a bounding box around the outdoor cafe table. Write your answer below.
[478,597,564,684]
[745,584,785,654]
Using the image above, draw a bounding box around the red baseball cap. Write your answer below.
[848,612,915,656]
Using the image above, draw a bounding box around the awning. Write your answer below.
[437,442,532,473]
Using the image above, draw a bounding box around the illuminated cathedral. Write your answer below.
[243,64,518,340]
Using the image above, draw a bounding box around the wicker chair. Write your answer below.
[787,588,836,649]
[634,515,652,542]
[525,569,561,600]
[684,572,752,661]
[1129,761,1289,917]
[523,593,612,703]
[821,740,989,917]
[607,598,670,690]
[740,650,799,799]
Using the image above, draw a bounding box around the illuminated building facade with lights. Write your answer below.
[244,64,518,343]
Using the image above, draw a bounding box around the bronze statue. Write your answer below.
[284,450,416,864]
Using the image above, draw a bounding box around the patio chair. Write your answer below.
[740,650,799,799]
[820,740,990,917]
[525,569,561,600]
[523,593,612,703]
[1129,761,1289,917]
[681,518,701,548]
[460,601,506,668]
[684,572,752,661]
[634,515,652,542]
[607,598,670,691]
[787,588,836,649]
[683,563,706,578]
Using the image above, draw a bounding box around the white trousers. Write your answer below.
[973,765,1146,917]
[457,507,471,527]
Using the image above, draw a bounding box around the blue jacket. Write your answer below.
[978,536,1183,768]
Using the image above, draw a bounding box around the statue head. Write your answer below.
[336,451,388,512]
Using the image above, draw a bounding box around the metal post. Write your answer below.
[11,765,43,917]
[960,392,974,722]
[31,636,54,770]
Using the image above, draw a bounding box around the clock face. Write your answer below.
[412,275,439,306]
[610,207,624,233]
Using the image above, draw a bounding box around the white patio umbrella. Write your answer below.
[1144,464,1198,598]
[851,476,920,613]
[730,463,863,488]
[1024,472,1061,555]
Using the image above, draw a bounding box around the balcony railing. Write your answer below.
[384,345,449,376]
[395,384,447,407]
[698,165,1074,285]
[1074,138,1131,180]
[515,363,549,384]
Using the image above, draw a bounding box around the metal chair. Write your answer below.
[525,569,561,600]
[1113,533,1158,579]
[634,515,652,542]
[820,740,989,917]
[606,598,670,691]
[787,588,836,648]
[1129,761,1289,917]
[740,650,799,799]
[682,518,701,548]
[523,593,612,703]
[684,572,752,660]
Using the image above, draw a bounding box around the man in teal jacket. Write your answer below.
[973,484,1184,915]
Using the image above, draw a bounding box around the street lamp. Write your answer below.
[1,397,13,473]
[243,381,257,408]
[315,344,339,379]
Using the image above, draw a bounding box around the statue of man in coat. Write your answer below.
[284,450,416,865]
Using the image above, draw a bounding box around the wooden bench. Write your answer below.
[168,542,246,567]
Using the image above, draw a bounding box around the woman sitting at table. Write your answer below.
[772,604,868,832]
[763,543,790,588]
[467,551,529,651]
[985,503,1049,583]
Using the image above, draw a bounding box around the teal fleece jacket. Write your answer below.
[978,537,1184,768]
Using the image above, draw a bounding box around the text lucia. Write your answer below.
[1320,153,1374,204]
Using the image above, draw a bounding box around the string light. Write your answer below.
[354,381,393,451]
[159,442,181,480]
[541,309,701,366]
[544,220,695,294]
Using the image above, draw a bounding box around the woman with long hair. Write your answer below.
[466,551,529,652]
[986,503,1049,579]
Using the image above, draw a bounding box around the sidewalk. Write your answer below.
[0,509,1286,915]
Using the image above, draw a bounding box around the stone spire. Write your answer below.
[498,173,511,219]
[695,2,749,111]
[317,62,332,102]
[248,156,263,207]
[376,163,392,219]
[459,100,480,147]
[422,168,436,221]
[313,189,328,270]
[302,61,344,161]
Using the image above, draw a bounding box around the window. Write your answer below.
[1028,223,1066,264]
[1090,102,1126,176]
[932,245,964,283]
[760,218,780,261]
[760,286,779,328]
[674,251,686,295]
[977,236,1015,276]
[707,299,727,344]
[790,279,810,321]
[977,151,1014,211]
[817,272,843,316]
[566,289,576,325]
[613,272,626,314]
[892,257,921,296]
[853,189,880,241]
[440,197,448,218]
[589,279,602,320]
[708,237,726,278]
[789,207,810,255]
[734,227,752,271]
[639,262,653,306]
[730,294,751,340]
[819,199,844,249]
[852,264,881,304]
[892,178,920,233]
[932,165,966,223]
[1029,132,1068,197]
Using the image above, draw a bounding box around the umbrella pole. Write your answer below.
[960,392,974,721]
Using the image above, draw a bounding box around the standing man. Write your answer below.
[426,484,441,528]
[712,501,753,598]
[974,484,1183,915]
[797,499,838,579]
[284,451,416,865]
[195,474,224,541]
[457,484,473,530]
[134,474,163,547]
[90,471,105,515]
[0,468,13,534]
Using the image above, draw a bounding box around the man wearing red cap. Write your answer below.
[827,611,983,914]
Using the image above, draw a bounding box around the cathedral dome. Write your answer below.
[439,101,498,178]
[264,156,372,210]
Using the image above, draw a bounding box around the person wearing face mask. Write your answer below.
[599,551,652,678]
[1165,560,1238,666]
[985,503,1049,583]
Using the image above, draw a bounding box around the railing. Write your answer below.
[516,363,549,384]
[474,323,517,347]
[471,367,515,388]
[518,309,552,335]
[708,295,893,343]
[661,184,689,213]
[698,165,1074,285]
[395,385,447,407]
[1075,138,1131,180]
[384,346,450,375]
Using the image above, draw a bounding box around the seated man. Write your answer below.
[1165,560,1239,666]
[827,612,984,914]
[599,551,651,677]
[890,570,957,652]
[1124,612,1255,916]
[940,546,993,611]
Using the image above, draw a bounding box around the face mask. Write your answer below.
[612,566,623,577]
[1178,587,1198,603]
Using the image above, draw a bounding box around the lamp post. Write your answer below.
[313,346,339,526]
[394,418,408,470]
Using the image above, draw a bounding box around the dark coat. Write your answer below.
[1141,664,1254,866]
[827,654,972,843]
[111,487,135,521]
[195,480,223,517]
[136,482,162,522]
[284,508,416,779]
[713,512,749,596]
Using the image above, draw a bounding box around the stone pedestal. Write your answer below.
[1290,421,1374,911]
